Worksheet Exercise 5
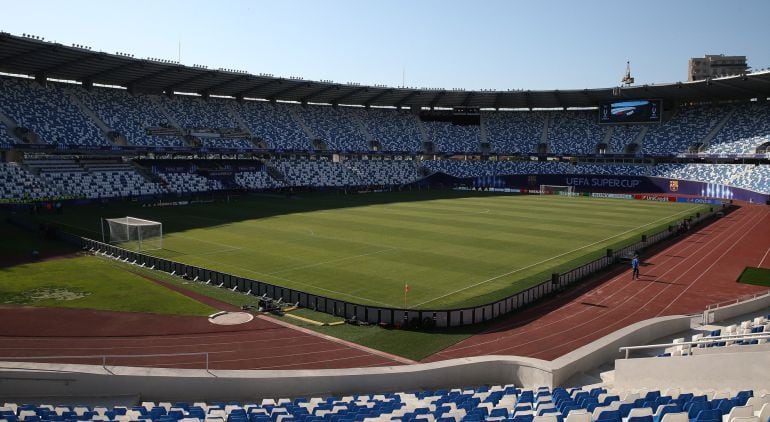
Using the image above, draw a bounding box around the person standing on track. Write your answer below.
[631,254,640,280]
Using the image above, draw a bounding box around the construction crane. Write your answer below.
[621,61,635,86]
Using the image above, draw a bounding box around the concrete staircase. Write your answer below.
[630,126,649,153]
[148,96,183,129]
[351,112,373,143]
[602,126,613,151]
[288,107,317,140]
[264,161,287,183]
[479,114,489,145]
[67,92,115,145]
[699,107,736,151]
[539,114,551,151]
[415,117,430,146]
[226,102,253,136]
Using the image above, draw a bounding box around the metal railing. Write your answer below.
[619,332,770,359]
[705,290,770,311]
[0,352,211,373]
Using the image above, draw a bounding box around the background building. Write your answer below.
[689,54,748,81]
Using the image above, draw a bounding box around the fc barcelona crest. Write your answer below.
[669,180,679,192]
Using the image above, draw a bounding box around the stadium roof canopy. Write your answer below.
[2,32,770,109]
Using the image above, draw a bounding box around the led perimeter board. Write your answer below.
[599,99,662,124]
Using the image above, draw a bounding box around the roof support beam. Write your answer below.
[233,79,282,98]
[267,82,311,101]
[711,79,761,96]
[165,71,218,92]
[395,91,421,108]
[328,86,368,105]
[300,85,339,103]
[492,92,505,109]
[201,75,253,95]
[32,52,106,77]
[125,66,182,89]
[428,91,447,108]
[363,89,393,106]
[80,60,146,83]
[524,91,534,110]
[461,92,474,107]
[553,90,566,109]
[0,44,61,67]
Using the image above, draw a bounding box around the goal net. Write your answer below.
[540,185,576,196]
[103,217,163,251]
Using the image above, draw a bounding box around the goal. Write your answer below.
[102,217,163,251]
[540,185,576,196]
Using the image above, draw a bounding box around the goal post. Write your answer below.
[102,217,163,251]
[540,185,576,196]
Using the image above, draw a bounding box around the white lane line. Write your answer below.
[759,247,770,268]
[413,206,701,308]
[657,209,770,315]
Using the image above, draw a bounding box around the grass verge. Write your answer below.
[737,267,770,287]
[0,254,216,316]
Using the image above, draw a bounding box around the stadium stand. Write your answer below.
[608,125,644,154]
[0,162,59,200]
[652,164,749,186]
[235,170,285,190]
[73,87,184,147]
[158,172,224,194]
[33,159,164,199]
[0,386,767,422]
[656,314,770,357]
[643,105,728,155]
[343,159,421,186]
[706,103,770,154]
[159,96,240,129]
[731,166,770,194]
[546,111,607,155]
[353,108,423,153]
[422,160,496,178]
[422,120,481,153]
[232,101,311,150]
[198,137,254,149]
[298,105,370,152]
[0,78,107,146]
[0,122,16,148]
[484,111,546,155]
[273,158,360,187]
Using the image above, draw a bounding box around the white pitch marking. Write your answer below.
[413,206,702,308]
[267,248,398,275]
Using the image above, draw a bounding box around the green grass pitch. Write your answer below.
[32,190,709,310]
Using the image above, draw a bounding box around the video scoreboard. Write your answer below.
[599,99,661,124]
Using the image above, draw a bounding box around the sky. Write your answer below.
[0,0,768,91]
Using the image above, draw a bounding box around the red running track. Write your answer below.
[0,205,766,370]
[0,280,413,370]
[423,204,770,363]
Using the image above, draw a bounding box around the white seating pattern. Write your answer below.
[0,78,107,146]
[0,162,60,200]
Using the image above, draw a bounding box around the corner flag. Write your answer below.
[404,284,410,293]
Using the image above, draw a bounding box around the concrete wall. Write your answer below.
[614,350,770,393]
[0,315,696,403]
[549,315,693,386]
[703,291,770,324]
[0,356,552,403]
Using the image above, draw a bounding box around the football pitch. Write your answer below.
[36,191,709,309]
